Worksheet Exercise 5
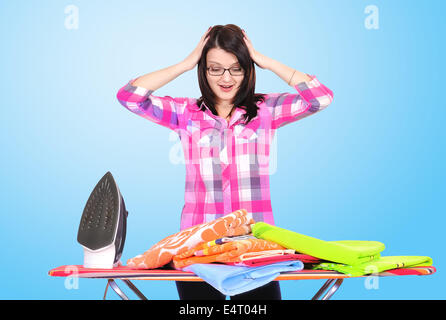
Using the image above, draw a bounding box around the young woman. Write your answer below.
[117,24,334,300]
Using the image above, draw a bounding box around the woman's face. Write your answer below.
[205,48,244,106]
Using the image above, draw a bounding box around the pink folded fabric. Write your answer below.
[227,251,322,267]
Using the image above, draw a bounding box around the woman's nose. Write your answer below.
[221,70,232,81]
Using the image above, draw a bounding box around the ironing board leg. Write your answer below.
[105,279,129,300]
[103,279,148,300]
[122,279,148,300]
[311,279,343,300]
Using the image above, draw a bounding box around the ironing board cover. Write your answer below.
[48,265,436,281]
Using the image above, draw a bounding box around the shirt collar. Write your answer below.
[189,101,248,125]
[229,107,248,126]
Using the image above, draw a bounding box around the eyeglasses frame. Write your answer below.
[206,66,245,76]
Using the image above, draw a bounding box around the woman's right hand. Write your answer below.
[182,27,212,71]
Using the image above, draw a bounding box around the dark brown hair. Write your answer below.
[196,24,265,124]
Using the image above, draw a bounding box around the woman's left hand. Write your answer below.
[242,30,271,70]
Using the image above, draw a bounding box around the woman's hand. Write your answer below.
[182,27,212,71]
[242,29,272,70]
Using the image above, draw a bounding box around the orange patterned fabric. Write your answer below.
[127,209,254,269]
[173,238,285,269]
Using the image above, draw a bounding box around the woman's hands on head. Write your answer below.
[181,27,273,72]
[242,29,272,70]
[182,26,212,71]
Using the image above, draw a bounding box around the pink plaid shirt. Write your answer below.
[117,75,333,230]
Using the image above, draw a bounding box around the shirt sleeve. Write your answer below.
[265,74,334,129]
[116,78,186,131]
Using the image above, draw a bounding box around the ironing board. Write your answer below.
[48,265,436,300]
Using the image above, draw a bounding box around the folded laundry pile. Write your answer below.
[126,211,433,295]
[252,222,433,277]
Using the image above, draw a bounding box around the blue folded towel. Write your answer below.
[183,260,303,296]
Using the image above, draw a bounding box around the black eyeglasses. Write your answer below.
[207,66,244,76]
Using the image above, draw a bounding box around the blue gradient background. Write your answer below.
[1,0,444,299]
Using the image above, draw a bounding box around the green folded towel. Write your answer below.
[314,255,433,277]
[251,222,385,266]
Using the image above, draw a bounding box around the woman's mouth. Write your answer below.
[219,84,234,92]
